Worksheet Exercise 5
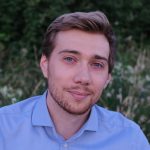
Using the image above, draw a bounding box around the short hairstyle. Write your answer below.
[42,11,116,73]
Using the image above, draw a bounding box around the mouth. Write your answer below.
[68,90,91,101]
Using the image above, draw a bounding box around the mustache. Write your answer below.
[65,86,94,94]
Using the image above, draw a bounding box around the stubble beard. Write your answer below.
[48,81,94,115]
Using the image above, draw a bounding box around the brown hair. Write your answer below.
[42,11,116,73]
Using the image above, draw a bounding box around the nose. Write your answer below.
[73,64,92,86]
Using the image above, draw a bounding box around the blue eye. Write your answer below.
[63,57,76,64]
[65,57,72,61]
[91,63,104,69]
[64,57,73,61]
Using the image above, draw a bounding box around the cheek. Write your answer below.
[48,64,73,85]
[91,75,109,98]
[91,80,106,102]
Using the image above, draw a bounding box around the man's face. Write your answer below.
[40,29,111,115]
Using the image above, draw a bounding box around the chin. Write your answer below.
[63,104,92,115]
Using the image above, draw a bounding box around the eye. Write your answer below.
[63,56,76,64]
[91,62,104,70]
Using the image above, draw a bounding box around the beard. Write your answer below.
[48,79,97,115]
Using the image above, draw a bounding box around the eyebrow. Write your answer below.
[58,49,80,55]
[94,55,108,62]
[58,49,108,62]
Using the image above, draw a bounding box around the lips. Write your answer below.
[68,90,91,101]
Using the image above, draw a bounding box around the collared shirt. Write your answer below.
[0,91,149,150]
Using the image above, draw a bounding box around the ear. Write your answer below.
[104,74,112,89]
[40,55,48,78]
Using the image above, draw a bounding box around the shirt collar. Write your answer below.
[32,91,54,127]
[83,105,99,132]
[32,91,99,132]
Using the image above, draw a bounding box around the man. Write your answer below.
[0,11,149,150]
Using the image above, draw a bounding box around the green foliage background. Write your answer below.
[0,0,150,141]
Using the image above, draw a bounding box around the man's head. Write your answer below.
[42,11,116,73]
[40,11,115,115]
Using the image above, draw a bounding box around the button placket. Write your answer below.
[60,142,69,150]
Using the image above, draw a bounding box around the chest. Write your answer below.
[1,126,132,150]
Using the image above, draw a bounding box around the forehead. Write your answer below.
[53,29,110,59]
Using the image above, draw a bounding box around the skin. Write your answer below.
[40,29,111,139]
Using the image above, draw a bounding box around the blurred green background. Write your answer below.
[0,0,150,141]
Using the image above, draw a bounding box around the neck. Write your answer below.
[46,92,90,140]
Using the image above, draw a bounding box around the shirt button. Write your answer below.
[63,143,68,148]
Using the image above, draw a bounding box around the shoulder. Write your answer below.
[0,95,43,134]
[94,105,141,132]
[0,95,41,114]
[0,94,44,143]
[94,105,150,148]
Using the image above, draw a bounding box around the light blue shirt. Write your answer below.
[0,91,149,150]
